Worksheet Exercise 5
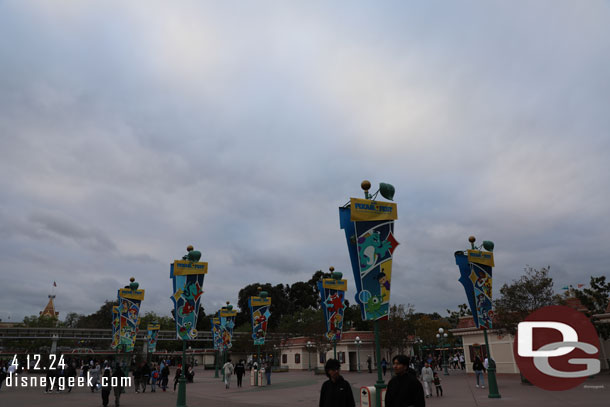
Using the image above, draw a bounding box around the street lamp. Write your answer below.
[436,328,449,376]
[455,236,501,398]
[273,345,278,367]
[354,336,362,373]
[170,245,207,407]
[306,341,314,371]
[416,338,423,363]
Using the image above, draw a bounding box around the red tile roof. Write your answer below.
[456,317,476,329]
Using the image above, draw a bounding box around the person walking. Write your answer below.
[101,365,112,407]
[222,359,234,389]
[459,353,465,370]
[385,355,425,407]
[161,364,170,392]
[141,361,150,392]
[421,362,434,398]
[150,364,159,392]
[65,361,77,393]
[44,366,56,393]
[0,362,7,392]
[433,372,443,397]
[319,359,355,407]
[173,364,182,391]
[264,359,272,385]
[473,356,486,388]
[112,364,124,407]
[235,360,246,388]
[133,362,143,393]
[90,363,101,392]
[381,358,388,376]
[367,356,372,373]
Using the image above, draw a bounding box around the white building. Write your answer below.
[451,297,610,374]
[279,331,393,371]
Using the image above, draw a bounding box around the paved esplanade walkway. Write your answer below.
[0,367,608,406]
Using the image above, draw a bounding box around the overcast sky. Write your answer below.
[1,1,609,323]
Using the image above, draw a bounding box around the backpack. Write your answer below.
[153,371,159,379]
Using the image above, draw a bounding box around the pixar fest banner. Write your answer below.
[340,198,399,321]
[318,277,347,341]
[455,250,494,329]
[170,260,207,340]
[117,287,145,352]
[248,295,271,345]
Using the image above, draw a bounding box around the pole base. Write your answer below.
[176,377,188,406]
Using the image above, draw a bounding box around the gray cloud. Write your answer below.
[1,1,609,321]
[28,211,117,252]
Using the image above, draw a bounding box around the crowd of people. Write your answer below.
[319,352,488,407]
[2,351,491,407]
[220,358,272,389]
[0,356,201,406]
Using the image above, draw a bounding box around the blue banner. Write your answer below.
[170,260,207,340]
[455,250,494,329]
[248,296,271,345]
[340,202,399,321]
[318,278,347,341]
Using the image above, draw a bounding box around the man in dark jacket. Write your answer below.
[319,359,355,407]
[101,365,112,407]
[385,355,425,407]
[113,364,124,407]
[141,362,150,392]
[234,360,246,388]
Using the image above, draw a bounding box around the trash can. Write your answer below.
[360,386,376,407]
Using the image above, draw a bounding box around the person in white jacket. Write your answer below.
[222,359,234,389]
[421,362,434,398]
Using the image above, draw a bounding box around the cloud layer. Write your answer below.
[1,1,609,322]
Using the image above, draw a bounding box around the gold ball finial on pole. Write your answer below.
[468,236,476,250]
[329,266,335,272]
[361,180,371,192]
[187,245,194,252]
[130,277,135,283]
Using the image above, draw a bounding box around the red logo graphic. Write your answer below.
[513,305,600,391]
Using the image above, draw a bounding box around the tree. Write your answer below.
[23,315,58,328]
[76,300,118,329]
[493,266,562,334]
[287,281,319,311]
[343,304,372,331]
[446,304,471,329]
[412,314,450,346]
[379,304,415,356]
[574,276,610,339]
[307,270,331,308]
[62,312,84,328]
[236,283,291,331]
[138,311,176,331]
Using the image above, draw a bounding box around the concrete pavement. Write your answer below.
[0,366,608,406]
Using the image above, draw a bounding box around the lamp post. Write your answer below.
[170,245,207,407]
[416,338,423,363]
[340,180,398,407]
[436,328,449,375]
[354,336,362,373]
[455,236,501,398]
[306,341,314,371]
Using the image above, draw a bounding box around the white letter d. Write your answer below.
[518,322,577,357]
